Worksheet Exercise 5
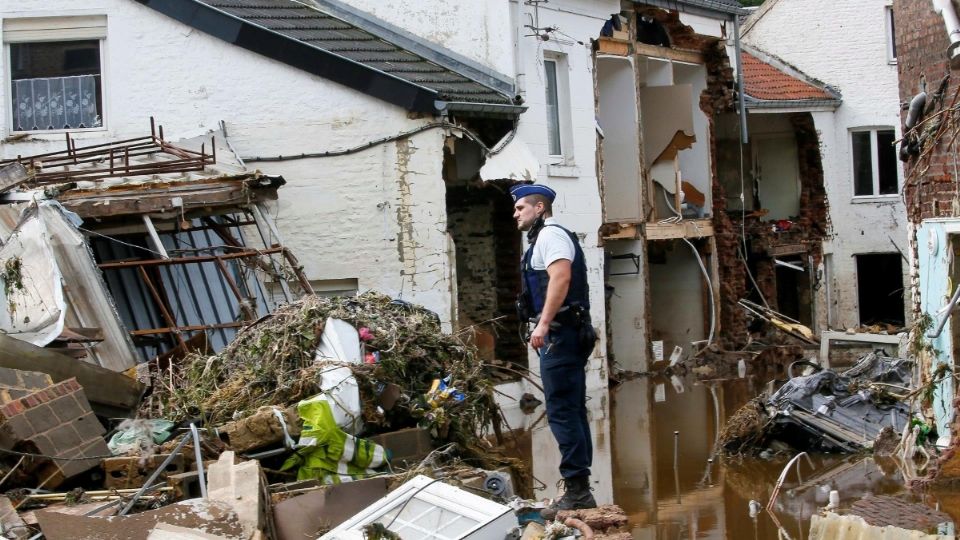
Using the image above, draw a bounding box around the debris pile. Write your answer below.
[720,352,916,454]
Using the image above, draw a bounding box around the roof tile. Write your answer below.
[742,51,835,101]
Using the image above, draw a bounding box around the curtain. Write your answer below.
[11,74,101,131]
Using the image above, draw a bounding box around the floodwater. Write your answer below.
[609,375,959,539]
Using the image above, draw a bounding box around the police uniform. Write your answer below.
[512,185,595,498]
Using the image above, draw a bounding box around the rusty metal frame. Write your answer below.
[0,118,216,186]
[98,246,311,340]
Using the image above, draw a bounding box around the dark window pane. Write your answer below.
[852,131,874,196]
[877,130,898,194]
[888,8,897,59]
[544,60,562,156]
[9,40,102,131]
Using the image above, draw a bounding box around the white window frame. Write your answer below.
[321,475,514,540]
[3,15,108,135]
[885,5,897,65]
[543,52,574,165]
[850,127,899,200]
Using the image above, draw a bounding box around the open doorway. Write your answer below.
[444,139,526,368]
[855,253,905,327]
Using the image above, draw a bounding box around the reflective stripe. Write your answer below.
[342,435,356,462]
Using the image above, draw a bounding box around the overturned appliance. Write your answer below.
[721,352,916,453]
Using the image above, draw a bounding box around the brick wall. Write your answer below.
[447,184,525,366]
[0,369,53,403]
[895,0,960,222]
[0,378,108,487]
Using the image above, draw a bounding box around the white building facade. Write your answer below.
[742,0,909,331]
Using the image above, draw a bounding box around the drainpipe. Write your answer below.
[932,0,960,69]
[510,0,526,97]
[733,16,749,144]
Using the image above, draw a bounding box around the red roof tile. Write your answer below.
[741,51,835,101]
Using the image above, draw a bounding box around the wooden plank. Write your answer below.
[644,219,714,240]
[597,38,630,56]
[0,162,30,194]
[0,334,144,415]
[768,243,808,256]
[635,42,704,64]
[61,185,278,219]
[601,222,641,240]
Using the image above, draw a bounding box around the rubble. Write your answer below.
[720,351,915,454]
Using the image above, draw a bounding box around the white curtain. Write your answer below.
[11,74,100,131]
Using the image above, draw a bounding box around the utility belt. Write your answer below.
[520,303,597,356]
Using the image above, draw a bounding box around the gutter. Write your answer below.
[932,0,960,69]
[744,97,842,110]
[436,101,528,118]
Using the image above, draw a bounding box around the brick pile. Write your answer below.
[0,377,108,488]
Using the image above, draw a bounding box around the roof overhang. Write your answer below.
[136,0,519,119]
[744,96,841,112]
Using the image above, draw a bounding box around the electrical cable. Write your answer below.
[682,238,716,351]
[242,121,512,163]
[382,477,444,530]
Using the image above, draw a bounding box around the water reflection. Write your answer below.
[611,375,956,539]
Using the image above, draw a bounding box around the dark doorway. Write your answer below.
[855,253,905,326]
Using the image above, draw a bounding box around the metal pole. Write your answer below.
[191,423,208,499]
[120,433,192,515]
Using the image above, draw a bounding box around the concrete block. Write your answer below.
[369,427,433,465]
[166,471,202,500]
[103,454,186,490]
[147,523,235,540]
[0,494,30,539]
[206,452,270,540]
[217,406,300,453]
[36,499,246,540]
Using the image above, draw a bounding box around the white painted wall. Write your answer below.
[512,0,617,504]
[342,0,515,78]
[0,1,454,328]
[743,0,909,330]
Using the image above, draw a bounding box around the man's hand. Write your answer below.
[530,320,550,349]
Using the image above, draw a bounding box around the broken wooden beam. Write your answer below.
[0,334,144,417]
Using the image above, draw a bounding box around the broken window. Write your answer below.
[855,253,905,327]
[5,16,106,132]
[852,128,898,196]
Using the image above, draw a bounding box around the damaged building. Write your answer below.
[893,0,960,447]
[594,0,743,372]
[739,0,910,338]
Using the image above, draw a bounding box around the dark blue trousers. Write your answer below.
[539,324,592,479]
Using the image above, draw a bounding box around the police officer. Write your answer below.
[511,184,597,517]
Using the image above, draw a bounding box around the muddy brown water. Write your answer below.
[610,375,959,539]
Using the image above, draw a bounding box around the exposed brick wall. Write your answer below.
[446,185,525,366]
[895,0,960,222]
[711,112,828,346]
[0,378,108,487]
[0,369,54,403]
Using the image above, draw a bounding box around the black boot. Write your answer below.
[541,476,597,520]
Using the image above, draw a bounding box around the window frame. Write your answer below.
[3,16,108,135]
[885,4,897,65]
[850,127,899,200]
[542,52,574,165]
